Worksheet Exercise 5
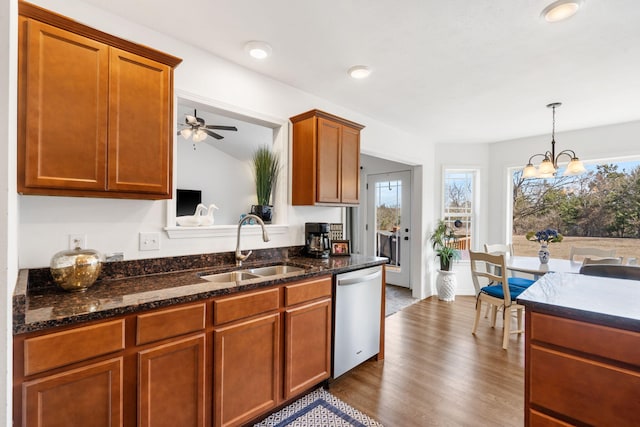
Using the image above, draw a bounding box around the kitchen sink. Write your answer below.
[200,271,261,283]
[199,264,308,284]
[244,265,306,276]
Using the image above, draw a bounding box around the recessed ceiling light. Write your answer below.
[348,65,371,79]
[244,41,272,59]
[541,0,584,23]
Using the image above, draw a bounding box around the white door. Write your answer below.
[366,171,411,287]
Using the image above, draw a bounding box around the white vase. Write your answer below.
[538,244,550,264]
[436,270,457,301]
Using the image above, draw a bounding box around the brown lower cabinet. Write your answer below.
[525,311,640,426]
[14,275,333,427]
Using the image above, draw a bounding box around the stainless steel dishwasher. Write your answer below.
[333,265,383,378]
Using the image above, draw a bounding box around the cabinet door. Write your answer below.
[316,117,342,203]
[213,313,280,427]
[21,19,109,192]
[340,125,360,204]
[22,357,122,427]
[138,334,206,427]
[108,47,171,197]
[283,298,332,399]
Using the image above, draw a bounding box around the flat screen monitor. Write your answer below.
[176,189,202,217]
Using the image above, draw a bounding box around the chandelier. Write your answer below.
[522,102,586,179]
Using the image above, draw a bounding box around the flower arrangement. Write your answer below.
[526,228,563,244]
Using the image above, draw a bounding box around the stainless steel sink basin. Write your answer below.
[200,271,261,283]
[244,265,306,276]
[199,264,307,284]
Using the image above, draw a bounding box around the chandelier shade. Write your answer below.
[522,102,586,179]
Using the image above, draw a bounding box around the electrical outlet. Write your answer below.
[68,234,86,250]
[139,232,160,251]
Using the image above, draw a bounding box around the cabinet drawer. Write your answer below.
[24,319,125,376]
[213,288,279,325]
[531,312,640,366]
[529,409,574,426]
[530,345,640,426]
[137,303,206,345]
[284,276,332,306]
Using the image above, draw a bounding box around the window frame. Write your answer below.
[441,167,480,261]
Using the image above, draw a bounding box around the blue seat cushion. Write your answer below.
[480,283,525,300]
[508,277,536,288]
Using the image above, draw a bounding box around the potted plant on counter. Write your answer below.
[251,145,280,223]
[429,219,461,301]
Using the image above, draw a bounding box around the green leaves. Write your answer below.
[252,146,280,206]
[429,219,460,270]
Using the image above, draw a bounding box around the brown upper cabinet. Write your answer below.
[17,2,182,199]
[290,110,364,205]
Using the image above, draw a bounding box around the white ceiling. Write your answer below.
[80,0,640,145]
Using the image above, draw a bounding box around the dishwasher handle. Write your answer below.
[337,269,382,286]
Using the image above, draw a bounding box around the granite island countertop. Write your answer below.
[14,247,387,335]
[517,272,640,331]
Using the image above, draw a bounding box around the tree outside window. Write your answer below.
[512,160,640,259]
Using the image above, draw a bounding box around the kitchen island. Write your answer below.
[517,272,640,427]
[13,247,387,427]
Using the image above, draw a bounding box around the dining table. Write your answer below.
[506,255,583,279]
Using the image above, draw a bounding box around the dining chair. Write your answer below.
[579,264,640,280]
[569,246,616,262]
[483,243,535,288]
[469,250,527,350]
[582,256,623,266]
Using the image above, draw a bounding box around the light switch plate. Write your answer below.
[139,232,160,251]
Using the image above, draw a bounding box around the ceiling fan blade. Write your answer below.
[204,129,224,140]
[196,117,205,126]
[205,125,238,131]
[185,115,197,125]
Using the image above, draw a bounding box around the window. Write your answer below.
[443,169,478,259]
[511,159,640,260]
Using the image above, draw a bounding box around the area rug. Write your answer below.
[253,388,383,427]
[385,284,418,317]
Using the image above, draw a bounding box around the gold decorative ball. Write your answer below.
[50,248,104,292]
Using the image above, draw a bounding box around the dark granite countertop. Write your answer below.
[14,246,387,335]
[517,272,640,331]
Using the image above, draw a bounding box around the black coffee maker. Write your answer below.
[305,222,330,258]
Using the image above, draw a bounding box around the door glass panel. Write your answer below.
[375,180,402,270]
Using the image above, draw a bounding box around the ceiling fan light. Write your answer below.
[564,158,587,176]
[192,129,207,143]
[180,128,193,139]
[245,41,272,59]
[542,0,583,23]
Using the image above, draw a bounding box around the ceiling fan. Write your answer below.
[177,109,238,143]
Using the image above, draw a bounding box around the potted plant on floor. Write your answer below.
[429,219,461,301]
[251,145,280,223]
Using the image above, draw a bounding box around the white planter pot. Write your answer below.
[436,270,457,301]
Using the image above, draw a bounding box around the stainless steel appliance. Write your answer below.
[305,222,330,258]
[333,265,383,378]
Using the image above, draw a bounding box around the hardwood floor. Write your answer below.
[328,296,525,427]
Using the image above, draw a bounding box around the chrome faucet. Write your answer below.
[235,214,270,266]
